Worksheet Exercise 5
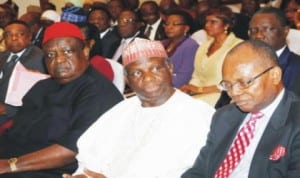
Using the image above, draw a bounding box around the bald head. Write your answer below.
[222,40,283,112]
[224,40,279,70]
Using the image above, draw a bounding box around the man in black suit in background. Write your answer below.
[111,10,146,63]
[249,7,300,94]
[182,40,300,178]
[140,1,167,41]
[88,6,121,59]
[0,20,46,125]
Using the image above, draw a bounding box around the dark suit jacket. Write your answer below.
[114,31,147,64]
[182,91,300,178]
[140,21,167,41]
[0,44,47,123]
[279,47,300,96]
[32,27,45,49]
[89,28,121,59]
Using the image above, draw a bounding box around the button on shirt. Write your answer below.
[229,89,285,178]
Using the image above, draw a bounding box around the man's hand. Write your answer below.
[0,159,10,174]
[62,168,106,178]
[179,84,202,95]
[0,103,7,115]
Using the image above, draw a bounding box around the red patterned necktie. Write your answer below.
[214,112,264,178]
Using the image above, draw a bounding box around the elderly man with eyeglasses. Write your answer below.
[182,39,300,178]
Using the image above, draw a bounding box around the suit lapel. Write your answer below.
[278,47,291,71]
[0,52,10,69]
[155,21,166,40]
[18,46,32,64]
[249,91,293,178]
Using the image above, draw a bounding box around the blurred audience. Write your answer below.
[191,1,211,46]
[140,1,167,41]
[111,10,145,63]
[232,0,260,40]
[77,22,114,82]
[0,20,47,126]
[88,6,121,59]
[249,7,300,95]
[107,0,125,27]
[0,3,17,51]
[284,0,300,29]
[162,10,198,88]
[32,10,61,48]
[41,2,57,12]
[61,6,87,23]
[180,6,242,106]
[19,12,42,47]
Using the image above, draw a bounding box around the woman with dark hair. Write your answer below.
[181,6,243,106]
[162,10,199,88]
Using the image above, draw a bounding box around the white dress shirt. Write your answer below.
[146,18,162,40]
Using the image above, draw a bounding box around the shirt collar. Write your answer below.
[8,49,26,62]
[100,28,112,39]
[123,31,140,43]
[148,18,162,29]
[260,89,285,118]
[276,45,287,57]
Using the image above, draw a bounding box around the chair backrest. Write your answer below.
[105,58,125,94]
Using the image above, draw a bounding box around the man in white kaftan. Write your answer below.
[75,89,214,178]
[63,38,215,178]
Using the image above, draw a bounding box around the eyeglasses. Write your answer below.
[3,31,28,39]
[248,26,277,35]
[218,66,274,91]
[118,18,136,25]
[284,8,298,13]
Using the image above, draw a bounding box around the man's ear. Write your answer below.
[124,69,129,85]
[83,45,90,60]
[270,66,282,85]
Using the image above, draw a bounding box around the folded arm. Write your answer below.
[0,144,76,174]
[62,168,106,178]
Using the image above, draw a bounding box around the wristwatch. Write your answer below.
[8,157,18,172]
[197,87,203,93]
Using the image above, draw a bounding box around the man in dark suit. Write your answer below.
[0,20,46,125]
[140,1,167,41]
[182,40,300,178]
[111,10,146,63]
[249,7,300,95]
[88,6,121,59]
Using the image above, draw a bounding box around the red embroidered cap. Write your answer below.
[122,38,168,66]
[42,22,85,44]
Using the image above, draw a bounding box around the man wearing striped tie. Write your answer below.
[182,40,300,178]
